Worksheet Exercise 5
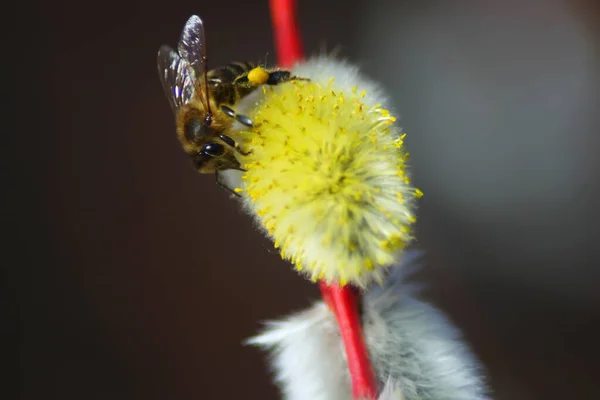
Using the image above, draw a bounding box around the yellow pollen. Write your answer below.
[247,67,270,85]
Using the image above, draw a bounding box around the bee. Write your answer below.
[157,15,307,191]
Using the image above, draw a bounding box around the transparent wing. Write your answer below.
[177,15,206,82]
[157,45,196,112]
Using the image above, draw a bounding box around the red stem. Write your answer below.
[320,283,379,399]
[269,0,304,68]
[268,1,379,398]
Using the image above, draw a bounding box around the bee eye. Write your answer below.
[184,118,210,141]
[201,143,225,157]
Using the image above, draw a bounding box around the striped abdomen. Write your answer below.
[207,61,257,105]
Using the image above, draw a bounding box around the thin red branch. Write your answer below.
[268,2,379,397]
[269,0,304,67]
[320,283,379,399]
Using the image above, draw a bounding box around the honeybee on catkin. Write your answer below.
[157,15,307,190]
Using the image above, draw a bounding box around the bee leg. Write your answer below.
[266,70,310,85]
[220,105,254,128]
[218,134,237,148]
[237,148,253,156]
[218,131,253,157]
[236,68,310,87]
[235,114,254,127]
[215,172,242,198]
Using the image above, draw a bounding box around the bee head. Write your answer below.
[179,109,241,173]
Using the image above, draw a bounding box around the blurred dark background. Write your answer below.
[11,0,599,398]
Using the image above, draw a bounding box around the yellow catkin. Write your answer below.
[234,77,421,287]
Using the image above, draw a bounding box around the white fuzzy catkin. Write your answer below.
[247,253,490,400]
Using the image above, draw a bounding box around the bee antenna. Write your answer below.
[198,18,212,117]
[202,53,212,116]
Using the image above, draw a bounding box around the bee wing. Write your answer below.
[177,15,206,82]
[157,45,196,113]
[177,15,211,111]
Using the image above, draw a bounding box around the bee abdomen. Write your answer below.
[208,61,256,83]
[227,61,256,76]
[208,61,259,105]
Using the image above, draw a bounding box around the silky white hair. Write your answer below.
[247,252,490,400]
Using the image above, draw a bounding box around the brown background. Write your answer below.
[12,0,600,399]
